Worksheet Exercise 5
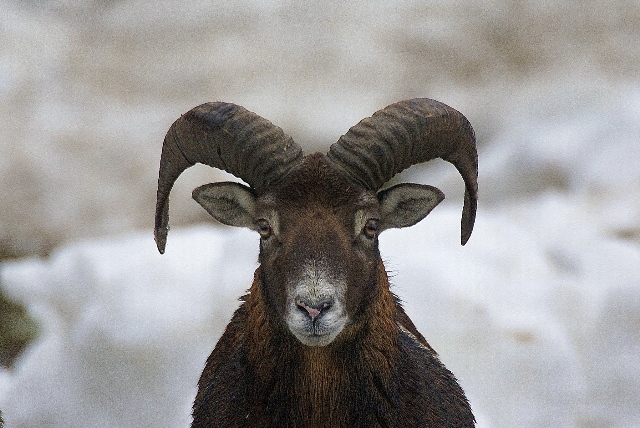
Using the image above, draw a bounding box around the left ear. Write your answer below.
[378,183,445,231]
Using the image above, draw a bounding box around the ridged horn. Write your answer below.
[155,102,304,253]
[326,98,478,245]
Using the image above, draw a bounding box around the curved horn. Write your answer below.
[326,98,478,245]
[155,102,303,253]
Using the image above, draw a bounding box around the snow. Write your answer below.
[2,191,640,427]
[1,0,640,426]
[0,226,257,427]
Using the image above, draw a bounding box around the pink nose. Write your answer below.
[296,299,332,321]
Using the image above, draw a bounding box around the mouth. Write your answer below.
[288,315,347,347]
[293,329,337,347]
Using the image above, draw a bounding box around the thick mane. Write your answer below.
[193,260,474,427]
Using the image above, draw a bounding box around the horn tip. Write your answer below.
[154,227,168,254]
[460,188,477,246]
[461,230,472,246]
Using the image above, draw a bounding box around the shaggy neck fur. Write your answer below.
[192,255,474,428]
[242,258,397,427]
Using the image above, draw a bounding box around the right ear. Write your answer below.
[192,182,257,229]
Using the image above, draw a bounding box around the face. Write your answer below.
[191,155,444,346]
[255,180,382,347]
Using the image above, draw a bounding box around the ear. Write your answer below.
[378,183,445,231]
[192,182,256,229]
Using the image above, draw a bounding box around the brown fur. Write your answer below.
[192,259,474,427]
[190,155,474,427]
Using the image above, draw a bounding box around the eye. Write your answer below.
[256,219,272,239]
[363,219,379,239]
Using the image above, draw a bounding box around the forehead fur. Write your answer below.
[273,153,365,207]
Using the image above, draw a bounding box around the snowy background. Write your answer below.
[1,0,639,427]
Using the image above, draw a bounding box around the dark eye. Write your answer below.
[257,219,272,239]
[363,219,379,239]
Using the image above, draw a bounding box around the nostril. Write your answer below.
[296,299,332,321]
